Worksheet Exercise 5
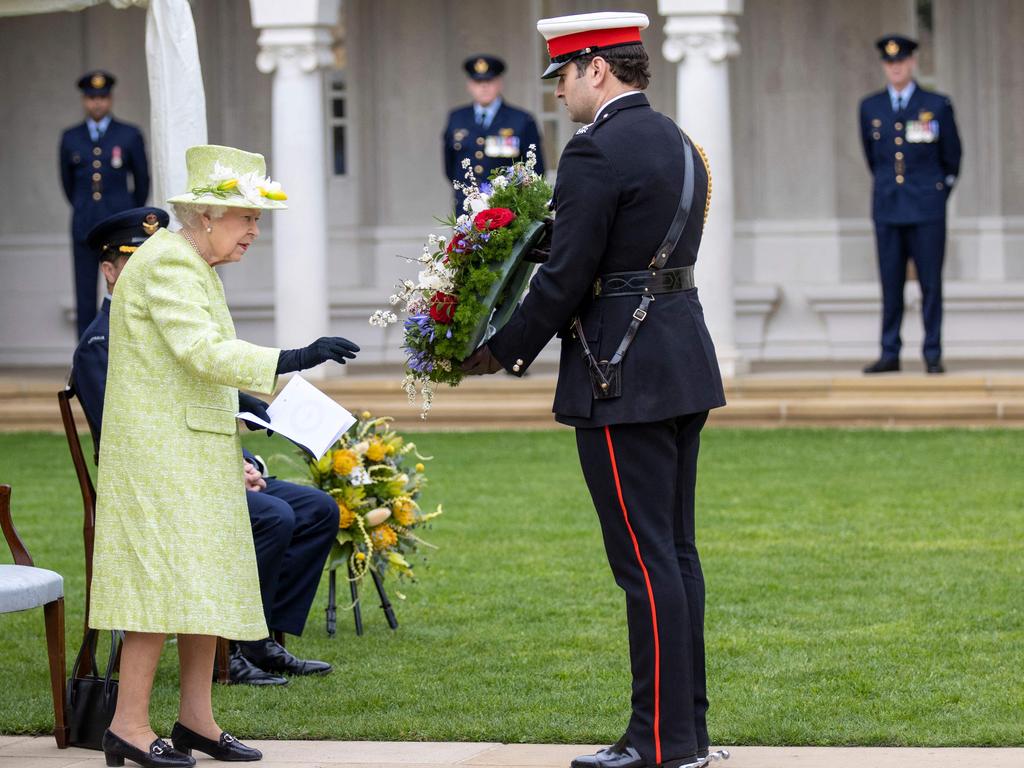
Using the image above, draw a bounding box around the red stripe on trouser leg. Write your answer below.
[604,425,661,764]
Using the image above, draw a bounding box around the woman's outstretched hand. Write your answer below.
[276,337,360,374]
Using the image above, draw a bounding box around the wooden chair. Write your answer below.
[59,384,283,685]
[0,485,68,748]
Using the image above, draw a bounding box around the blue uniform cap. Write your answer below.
[77,70,116,96]
[463,55,505,81]
[876,35,918,62]
[86,206,169,260]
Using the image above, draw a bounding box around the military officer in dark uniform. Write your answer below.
[72,207,338,687]
[443,55,545,208]
[463,12,726,768]
[860,36,962,374]
[60,70,150,338]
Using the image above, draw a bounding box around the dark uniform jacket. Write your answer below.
[60,118,149,241]
[443,101,545,188]
[859,84,961,225]
[71,296,264,470]
[72,296,112,438]
[488,92,726,428]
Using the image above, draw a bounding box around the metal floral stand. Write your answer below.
[326,565,398,636]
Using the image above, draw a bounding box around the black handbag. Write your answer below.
[66,628,122,750]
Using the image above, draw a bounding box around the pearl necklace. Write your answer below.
[180,228,206,260]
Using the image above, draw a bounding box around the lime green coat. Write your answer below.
[89,228,278,638]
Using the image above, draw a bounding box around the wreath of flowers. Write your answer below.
[190,160,288,204]
[308,413,442,584]
[369,147,552,416]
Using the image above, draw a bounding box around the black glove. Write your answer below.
[238,391,272,434]
[276,336,360,374]
[460,344,504,376]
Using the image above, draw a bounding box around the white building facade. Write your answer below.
[1,0,1022,372]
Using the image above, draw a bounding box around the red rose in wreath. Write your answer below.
[474,207,516,231]
[429,291,459,324]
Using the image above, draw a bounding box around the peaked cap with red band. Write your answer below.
[537,11,650,78]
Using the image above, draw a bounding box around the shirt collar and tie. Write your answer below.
[87,115,112,143]
[887,82,916,113]
[474,97,502,130]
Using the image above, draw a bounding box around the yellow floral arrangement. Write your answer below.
[308,412,442,583]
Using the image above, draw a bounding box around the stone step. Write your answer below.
[1,374,1023,432]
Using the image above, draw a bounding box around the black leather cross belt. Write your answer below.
[594,265,695,298]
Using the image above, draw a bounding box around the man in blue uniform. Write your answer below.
[72,208,338,687]
[860,36,962,374]
[443,55,545,208]
[463,12,726,768]
[60,70,150,339]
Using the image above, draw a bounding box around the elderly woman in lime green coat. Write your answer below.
[90,146,360,768]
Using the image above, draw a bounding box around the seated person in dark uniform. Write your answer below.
[72,207,338,686]
[443,54,545,209]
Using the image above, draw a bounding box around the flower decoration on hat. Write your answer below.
[191,160,288,205]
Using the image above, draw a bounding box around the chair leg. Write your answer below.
[215,637,231,685]
[43,598,68,749]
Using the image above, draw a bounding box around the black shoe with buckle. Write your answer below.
[236,637,332,676]
[223,647,288,686]
[171,721,262,762]
[863,357,900,374]
[101,729,195,767]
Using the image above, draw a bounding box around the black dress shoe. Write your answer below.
[102,729,195,767]
[171,721,262,762]
[225,647,288,686]
[863,357,900,374]
[571,739,709,768]
[571,737,645,768]
[925,359,945,374]
[236,637,332,676]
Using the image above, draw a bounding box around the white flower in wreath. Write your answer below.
[466,192,491,215]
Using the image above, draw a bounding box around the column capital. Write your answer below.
[250,0,339,74]
[661,14,741,64]
[658,0,743,64]
[255,27,335,74]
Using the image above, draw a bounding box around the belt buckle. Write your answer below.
[632,308,648,322]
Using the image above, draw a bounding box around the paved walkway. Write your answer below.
[2,738,1023,768]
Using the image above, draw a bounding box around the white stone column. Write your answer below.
[658,0,744,377]
[251,0,338,377]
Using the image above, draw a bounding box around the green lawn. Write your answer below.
[1,429,1022,746]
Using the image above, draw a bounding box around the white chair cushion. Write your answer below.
[0,564,64,613]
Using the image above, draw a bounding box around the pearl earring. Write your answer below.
[206,226,212,233]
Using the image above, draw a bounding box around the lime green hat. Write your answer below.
[166,144,288,210]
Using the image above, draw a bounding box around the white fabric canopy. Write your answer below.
[0,0,146,18]
[145,0,207,212]
[0,0,207,215]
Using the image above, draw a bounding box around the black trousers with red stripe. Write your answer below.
[575,412,710,765]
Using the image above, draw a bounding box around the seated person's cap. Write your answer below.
[876,35,918,62]
[464,55,505,80]
[77,70,116,96]
[86,207,169,260]
[537,11,649,78]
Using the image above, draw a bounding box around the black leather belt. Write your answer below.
[594,265,695,298]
